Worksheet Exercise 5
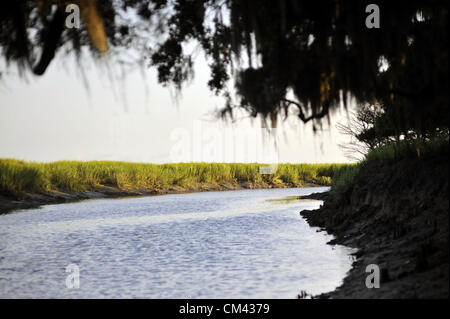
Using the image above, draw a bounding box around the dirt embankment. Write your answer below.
[301,155,449,298]
[0,181,320,215]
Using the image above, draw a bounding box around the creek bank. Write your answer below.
[0,181,320,214]
[301,155,449,298]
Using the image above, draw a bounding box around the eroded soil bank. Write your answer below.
[301,155,449,298]
[0,181,320,214]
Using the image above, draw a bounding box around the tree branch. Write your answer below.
[282,98,329,123]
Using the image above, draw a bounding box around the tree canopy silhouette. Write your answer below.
[1,0,448,135]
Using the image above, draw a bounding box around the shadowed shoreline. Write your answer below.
[0,181,323,215]
[300,155,449,299]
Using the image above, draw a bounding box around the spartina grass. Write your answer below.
[0,160,353,198]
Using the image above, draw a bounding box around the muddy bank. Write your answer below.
[301,155,449,298]
[0,181,320,215]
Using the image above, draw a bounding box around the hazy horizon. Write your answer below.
[0,54,354,164]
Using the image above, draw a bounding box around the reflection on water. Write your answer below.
[266,195,318,205]
[0,187,354,298]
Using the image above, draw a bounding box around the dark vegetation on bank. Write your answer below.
[301,137,449,298]
[0,161,351,214]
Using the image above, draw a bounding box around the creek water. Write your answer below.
[0,187,354,298]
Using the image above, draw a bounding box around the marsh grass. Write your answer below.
[0,160,353,198]
[330,164,360,193]
[364,135,449,163]
[330,135,449,193]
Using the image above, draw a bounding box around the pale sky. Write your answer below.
[0,53,354,164]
